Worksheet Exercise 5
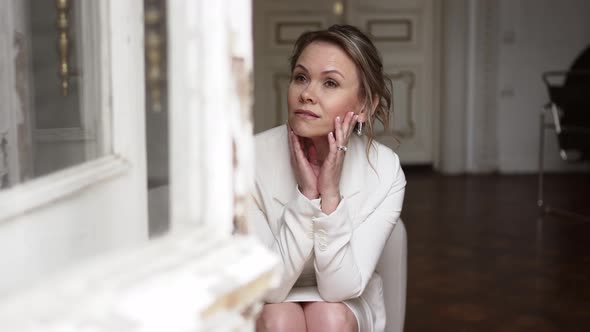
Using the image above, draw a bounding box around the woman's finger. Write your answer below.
[334,115,343,144]
[340,112,353,140]
[288,128,298,164]
[342,112,357,143]
[328,131,337,155]
[293,134,313,172]
[333,131,345,162]
[292,132,305,164]
[289,128,320,199]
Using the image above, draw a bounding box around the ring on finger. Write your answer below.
[336,145,348,152]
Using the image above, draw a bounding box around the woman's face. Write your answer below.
[288,41,365,138]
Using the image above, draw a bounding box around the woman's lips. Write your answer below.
[294,109,320,119]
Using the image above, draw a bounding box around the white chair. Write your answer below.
[376,219,408,332]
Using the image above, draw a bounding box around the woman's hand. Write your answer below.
[289,126,320,200]
[288,112,358,210]
[318,112,358,214]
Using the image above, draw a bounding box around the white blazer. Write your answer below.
[249,125,406,307]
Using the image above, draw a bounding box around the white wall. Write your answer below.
[439,0,469,173]
[441,0,590,174]
[496,0,590,172]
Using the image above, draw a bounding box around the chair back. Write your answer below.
[376,220,407,332]
[542,45,590,158]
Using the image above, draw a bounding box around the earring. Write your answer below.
[356,122,363,136]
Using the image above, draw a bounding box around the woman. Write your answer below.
[249,25,406,332]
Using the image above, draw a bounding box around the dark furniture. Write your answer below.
[538,46,590,220]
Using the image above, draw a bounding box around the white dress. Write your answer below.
[286,254,385,331]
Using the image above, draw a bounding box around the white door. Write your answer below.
[253,0,441,164]
[0,0,148,296]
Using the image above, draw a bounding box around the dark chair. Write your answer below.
[538,46,590,220]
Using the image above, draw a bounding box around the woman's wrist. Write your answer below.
[320,187,341,200]
[299,186,319,200]
[320,192,341,214]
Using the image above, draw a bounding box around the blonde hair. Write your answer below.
[289,24,393,157]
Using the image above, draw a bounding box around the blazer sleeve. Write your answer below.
[312,154,406,302]
[248,183,320,303]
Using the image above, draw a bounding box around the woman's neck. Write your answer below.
[303,136,330,165]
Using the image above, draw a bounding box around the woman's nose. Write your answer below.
[299,84,316,104]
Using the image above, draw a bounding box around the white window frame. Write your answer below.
[0,0,140,221]
[0,0,278,330]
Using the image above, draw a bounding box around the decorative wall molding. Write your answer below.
[367,18,412,42]
[374,70,416,153]
[357,11,422,51]
[389,70,416,138]
[275,21,322,45]
[266,15,330,52]
[349,0,422,11]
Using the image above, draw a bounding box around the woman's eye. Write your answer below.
[293,74,307,83]
[324,80,338,88]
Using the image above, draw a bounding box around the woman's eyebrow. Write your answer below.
[322,69,344,78]
[295,64,345,79]
[294,64,308,72]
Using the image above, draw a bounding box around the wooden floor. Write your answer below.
[401,171,590,332]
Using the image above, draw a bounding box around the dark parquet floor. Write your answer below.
[401,170,590,332]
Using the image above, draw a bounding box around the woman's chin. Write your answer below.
[292,127,328,138]
[288,119,331,138]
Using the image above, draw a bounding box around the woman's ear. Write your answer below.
[358,95,380,123]
[357,109,368,123]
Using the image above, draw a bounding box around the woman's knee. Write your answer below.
[256,303,306,332]
[304,302,358,332]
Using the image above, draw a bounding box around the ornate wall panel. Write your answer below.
[348,0,426,10]
[253,0,440,164]
[374,64,426,156]
[356,10,423,51]
[389,70,416,139]
[367,18,413,42]
[265,14,330,52]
